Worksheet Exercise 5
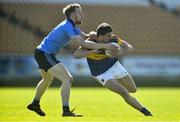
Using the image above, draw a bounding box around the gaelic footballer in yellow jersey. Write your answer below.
[86,37,124,76]
[74,23,153,116]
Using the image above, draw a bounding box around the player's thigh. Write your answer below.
[39,69,54,81]
[48,63,73,82]
[117,74,137,93]
[105,79,129,96]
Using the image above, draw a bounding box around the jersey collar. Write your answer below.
[67,18,75,27]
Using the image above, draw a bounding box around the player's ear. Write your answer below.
[70,12,76,19]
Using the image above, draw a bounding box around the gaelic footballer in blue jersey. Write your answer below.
[27,3,120,117]
[74,23,153,116]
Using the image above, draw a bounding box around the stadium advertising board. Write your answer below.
[122,56,180,77]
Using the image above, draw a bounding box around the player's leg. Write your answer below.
[94,61,152,116]
[110,61,137,93]
[27,69,53,116]
[48,63,72,111]
[48,63,82,117]
[105,79,142,110]
[116,74,137,93]
[105,79,152,116]
[34,70,54,101]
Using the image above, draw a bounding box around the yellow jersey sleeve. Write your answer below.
[87,53,108,60]
[117,38,124,46]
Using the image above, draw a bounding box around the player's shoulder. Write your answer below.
[60,19,71,27]
[55,19,71,29]
[61,19,80,32]
[52,20,68,31]
[109,38,118,43]
[111,36,124,44]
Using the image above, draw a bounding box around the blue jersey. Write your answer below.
[37,18,81,54]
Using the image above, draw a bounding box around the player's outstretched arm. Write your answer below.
[73,47,99,59]
[70,35,119,51]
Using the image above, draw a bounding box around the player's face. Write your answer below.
[73,8,84,25]
[102,32,113,43]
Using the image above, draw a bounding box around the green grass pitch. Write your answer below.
[0,87,180,122]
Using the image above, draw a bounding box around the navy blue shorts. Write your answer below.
[34,49,60,72]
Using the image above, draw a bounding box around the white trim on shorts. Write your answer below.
[93,61,129,86]
[44,53,56,65]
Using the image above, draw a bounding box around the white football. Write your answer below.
[105,50,113,57]
[105,42,121,57]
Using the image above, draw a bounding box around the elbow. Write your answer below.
[73,53,83,59]
[128,45,133,52]
[71,36,84,48]
[73,54,80,59]
[75,40,86,49]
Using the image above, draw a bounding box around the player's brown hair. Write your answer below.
[63,3,81,18]
[96,23,112,36]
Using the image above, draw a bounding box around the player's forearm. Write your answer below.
[81,31,97,40]
[81,40,108,50]
[121,40,133,53]
[71,36,119,51]
[113,43,133,57]
[71,36,108,50]
[80,31,88,40]
[73,49,93,58]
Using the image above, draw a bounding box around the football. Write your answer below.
[105,50,113,57]
[105,42,121,57]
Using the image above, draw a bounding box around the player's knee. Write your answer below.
[42,77,53,84]
[129,88,137,93]
[69,75,73,82]
[66,75,73,82]
[120,90,130,98]
[62,75,73,84]
[62,79,72,87]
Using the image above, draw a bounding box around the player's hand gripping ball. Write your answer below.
[105,42,121,57]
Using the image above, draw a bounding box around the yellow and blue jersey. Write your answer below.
[87,38,123,76]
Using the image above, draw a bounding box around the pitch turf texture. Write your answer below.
[0,87,180,122]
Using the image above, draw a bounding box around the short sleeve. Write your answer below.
[117,38,123,45]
